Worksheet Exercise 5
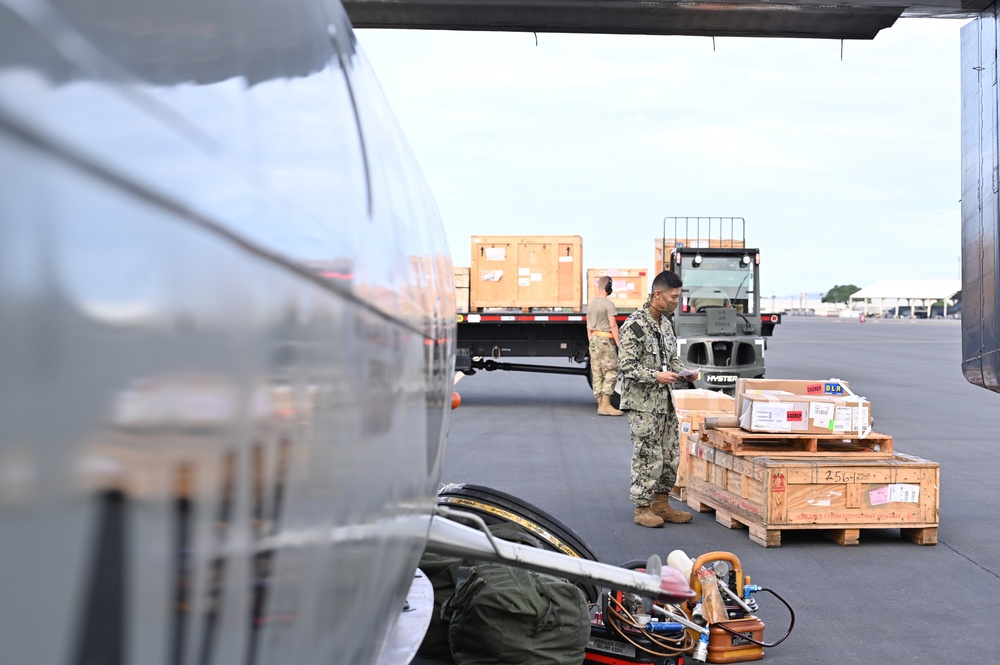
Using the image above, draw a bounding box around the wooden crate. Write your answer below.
[453,266,470,289]
[705,427,894,458]
[673,431,699,500]
[454,267,470,313]
[673,408,733,500]
[585,268,649,311]
[654,237,745,272]
[470,236,582,310]
[685,439,939,547]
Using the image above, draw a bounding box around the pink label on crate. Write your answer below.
[869,486,889,506]
[787,411,803,422]
[806,383,823,394]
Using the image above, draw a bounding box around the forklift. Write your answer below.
[663,218,781,394]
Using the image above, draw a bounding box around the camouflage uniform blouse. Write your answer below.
[618,306,684,413]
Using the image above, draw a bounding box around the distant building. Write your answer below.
[849,280,961,319]
[763,294,824,316]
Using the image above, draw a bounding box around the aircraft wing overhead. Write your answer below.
[344,0,985,39]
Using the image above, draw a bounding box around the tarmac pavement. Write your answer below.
[417,316,1000,664]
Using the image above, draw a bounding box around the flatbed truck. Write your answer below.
[456,218,781,394]
[455,309,781,387]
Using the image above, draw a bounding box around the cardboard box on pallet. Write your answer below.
[738,392,872,435]
[674,389,735,415]
[676,390,735,440]
[734,378,852,419]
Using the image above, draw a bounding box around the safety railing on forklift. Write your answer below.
[660,217,747,271]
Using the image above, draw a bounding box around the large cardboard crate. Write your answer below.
[454,267,470,313]
[654,237,745,272]
[685,439,939,547]
[585,268,649,311]
[470,236,583,310]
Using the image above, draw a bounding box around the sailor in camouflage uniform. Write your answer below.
[618,270,695,528]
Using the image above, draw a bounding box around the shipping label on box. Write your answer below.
[740,398,809,432]
[480,270,504,282]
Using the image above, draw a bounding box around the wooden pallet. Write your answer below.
[685,487,938,547]
[705,427,894,458]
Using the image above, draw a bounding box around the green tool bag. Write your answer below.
[417,522,549,660]
[442,561,590,665]
[417,522,590,663]
[417,552,466,659]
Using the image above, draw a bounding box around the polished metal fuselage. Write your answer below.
[961,8,1000,394]
[0,1,454,663]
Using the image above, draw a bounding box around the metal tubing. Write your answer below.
[471,359,590,376]
[718,580,756,615]
[651,604,710,635]
[426,509,695,603]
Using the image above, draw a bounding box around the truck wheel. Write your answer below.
[437,483,600,602]
[584,359,593,388]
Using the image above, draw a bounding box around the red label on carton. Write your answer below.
[805,383,823,395]
[787,411,803,422]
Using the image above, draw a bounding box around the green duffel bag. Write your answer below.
[443,561,590,665]
[417,522,550,660]
[417,553,466,659]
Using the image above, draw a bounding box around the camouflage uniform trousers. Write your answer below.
[628,409,681,507]
[589,336,619,398]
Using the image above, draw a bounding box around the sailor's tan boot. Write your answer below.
[634,505,664,528]
[598,394,624,417]
[651,492,692,524]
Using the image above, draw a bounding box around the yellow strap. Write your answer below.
[591,331,614,338]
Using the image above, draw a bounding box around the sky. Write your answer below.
[357,19,966,298]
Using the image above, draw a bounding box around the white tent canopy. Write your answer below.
[849,279,961,317]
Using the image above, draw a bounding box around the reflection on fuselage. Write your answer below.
[0,0,454,663]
